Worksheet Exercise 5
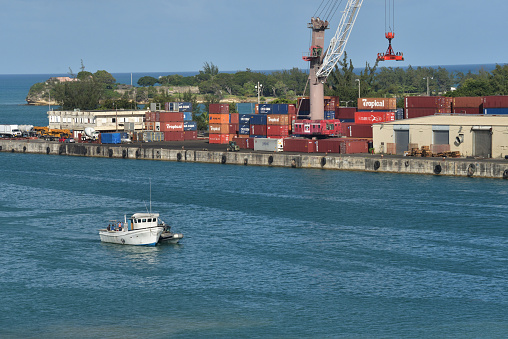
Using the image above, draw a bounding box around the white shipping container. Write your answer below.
[254,138,283,152]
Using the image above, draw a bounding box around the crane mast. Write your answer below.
[304,0,363,120]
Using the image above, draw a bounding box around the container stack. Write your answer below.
[483,96,508,115]
[297,96,339,120]
[404,96,452,119]
[209,104,231,144]
[316,138,369,154]
[335,107,356,122]
[160,111,184,141]
[249,114,267,138]
[452,97,483,114]
[142,102,196,142]
[356,98,396,124]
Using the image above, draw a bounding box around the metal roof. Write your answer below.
[382,114,508,126]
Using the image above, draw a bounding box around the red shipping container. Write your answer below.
[342,123,373,138]
[183,131,197,140]
[209,104,230,114]
[357,98,396,110]
[145,122,155,131]
[483,96,508,108]
[288,104,296,114]
[233,137,254,149]
[405,108,437,119]
[250,124,267,136]
[452,97,483,108]
[316,138,342,153]
[355,112,395,124]
[209,133,229,144]
[229,123,239,134]
[230,113,239,124]
[209,114,230,124]
[340,140,368,154]
[267,125,289,137]
[283,138,316,153]
[335,107,356,120]
[164,131,184,141]
[209,123,229,134]
[452,107,482,114]
[159,112,184,122]
[160,122,184,132]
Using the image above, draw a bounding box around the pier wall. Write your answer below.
[1,139,508,179]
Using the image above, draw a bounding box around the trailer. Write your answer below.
[0,125,22,138]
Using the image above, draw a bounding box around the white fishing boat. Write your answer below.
[99,213,164,246]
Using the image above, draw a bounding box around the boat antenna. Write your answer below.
[149,178,152,214]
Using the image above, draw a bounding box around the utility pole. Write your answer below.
[355,79,361,99]
[255,82,263,104]
[423,77,433,96]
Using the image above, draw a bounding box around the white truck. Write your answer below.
[82,127,100,141]
[0,124,22,138]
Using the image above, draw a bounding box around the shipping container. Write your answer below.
[258,104,273,115]
[163,131,184,141]
[164,102,179,112]
[230,113,239,125]
[340,140,369,154]
[395,108,404,120]
[405,96,452,109]
[272,104,289,114]
[288,104,297,114]
[355,112,395,124]
[101,133,121,144]
[160,122,184,132]
[250,124,267,136]
[335,107,356,120]
[283,138,316,153]
[209,113,230,124]
[324,111,335,120]
[236,103,256,115]
[229,123,239,134]
[267,125,289,137]
[239,114,253,125]
[178,102,192,112]
[142,131,164,142]
[483,96,508,108]
[159,112,184,122]
[209,103,229,114]
[316,138,342,153]
[358,97,397,111]
[267,114,289,126]
[183,131,197,140]
[209,133,229,144]
[183,112,193,121]
[452,107,482,114]
[452,97,483,108]
[405,108,437,119]
[183,121,197,131]
[209,123,229,134]
[239,124,250,135]
[145,122,155,131]
[254,138,284,152]
[341,123,373,138]
[232,137,254,149]
[484,108,508,115]
[250,114,267,125]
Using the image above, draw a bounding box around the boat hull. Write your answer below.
[99,226,164,246]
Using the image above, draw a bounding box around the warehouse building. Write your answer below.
[373,115,508,158]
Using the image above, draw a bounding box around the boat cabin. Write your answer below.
[129,213,160,230]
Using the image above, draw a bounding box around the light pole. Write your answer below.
[255,82,263,104]
[355,79,361,99]
[423,77,433,96]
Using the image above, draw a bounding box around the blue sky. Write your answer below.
[0,0,506,74]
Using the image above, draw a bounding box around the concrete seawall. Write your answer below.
[2,139,508,179]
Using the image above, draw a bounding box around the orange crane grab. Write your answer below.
[377,0,404,62]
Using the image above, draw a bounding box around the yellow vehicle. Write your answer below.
[34,127,71,141]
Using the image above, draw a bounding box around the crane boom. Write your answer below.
[316,0,364,80]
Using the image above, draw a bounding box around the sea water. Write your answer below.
[0,72,507,338]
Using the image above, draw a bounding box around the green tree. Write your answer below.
[94,70,116,89]
[137,76,158,87]
[53,77,104,110]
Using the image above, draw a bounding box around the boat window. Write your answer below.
[142,219,146,222]
[137,219,141,223]
[133,219,137,223]
[148,218,152,222]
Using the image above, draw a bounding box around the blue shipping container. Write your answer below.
[272,104,289,114]
[179,102,192,112]
[258,104,272,115]
[239,114,253,124]
[237,103,256,115]
[184,121,197,131]
[101,133,121,144]
[239,124,250,135]
[250,115,267,125]
[484,108,508,115]
[250,135,267,138]
[324,111,335,120]
[183,112,193,121]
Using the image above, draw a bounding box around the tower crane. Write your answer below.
[303,0,364,121]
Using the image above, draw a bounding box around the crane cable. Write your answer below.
[385,0,395,33]
[315,0,344,22]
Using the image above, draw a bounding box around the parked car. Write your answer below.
[64,138,75,143]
